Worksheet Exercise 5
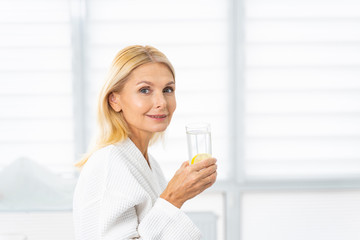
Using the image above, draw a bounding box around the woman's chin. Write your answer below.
[152,126,168,133]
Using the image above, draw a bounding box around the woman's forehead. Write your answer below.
[126,62,175,85]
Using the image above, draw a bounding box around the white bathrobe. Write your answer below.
[73,138,201,240]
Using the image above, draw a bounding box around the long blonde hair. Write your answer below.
[75,45,175,167]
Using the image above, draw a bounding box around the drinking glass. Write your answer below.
[185,123,212,164]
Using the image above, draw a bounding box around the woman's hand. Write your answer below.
[160,158,217,208]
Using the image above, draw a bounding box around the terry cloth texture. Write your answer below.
[73,138,201,240]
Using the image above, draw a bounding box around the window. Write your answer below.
[244,0,360,180]
[239,0,360,239]
[0,0,74,174]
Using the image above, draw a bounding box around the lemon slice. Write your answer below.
[191,153,212,164]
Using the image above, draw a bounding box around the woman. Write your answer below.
[73,45,217,240]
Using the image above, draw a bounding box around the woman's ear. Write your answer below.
[109,92,122,112]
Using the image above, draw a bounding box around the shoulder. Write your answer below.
[86,139,132,168]
[79,142,131,185]
[74,145,117,205]
[83,144,116,171]
[89,144,114,162]
[80,142,143,194]
[94,140,143,184]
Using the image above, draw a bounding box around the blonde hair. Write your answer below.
[75,45,175,168]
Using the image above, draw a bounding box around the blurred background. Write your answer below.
[0,0,360,239]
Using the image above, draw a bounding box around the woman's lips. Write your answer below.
[146,114,167,119]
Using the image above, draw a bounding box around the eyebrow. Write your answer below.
[136,81,175,86]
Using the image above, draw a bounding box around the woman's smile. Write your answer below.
[146,114,168,120]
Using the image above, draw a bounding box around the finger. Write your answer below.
[187,171,217,197]
[175,161,190,175]
[197,163,217,179]
[192,158,217,171]
[201,171,217,187]
[192,172,217,196]
[181,161,189,168]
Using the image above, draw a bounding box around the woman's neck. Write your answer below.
[129,134,151,165]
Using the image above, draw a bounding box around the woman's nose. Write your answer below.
[154,92,166,109]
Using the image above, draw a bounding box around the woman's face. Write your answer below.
[110,62,176,138]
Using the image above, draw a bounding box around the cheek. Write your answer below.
[125,95,151,113]
[132,99,147,110]
[169,97,176,113]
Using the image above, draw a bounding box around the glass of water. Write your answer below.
[185,123,212,164]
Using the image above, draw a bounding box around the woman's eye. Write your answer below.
[163,87,174,93]
[139,88,150,94]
